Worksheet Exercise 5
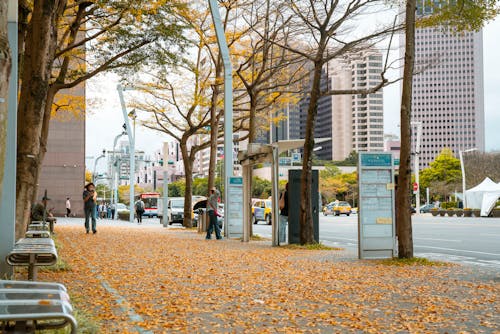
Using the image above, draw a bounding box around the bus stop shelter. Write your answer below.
[237,139,329,246]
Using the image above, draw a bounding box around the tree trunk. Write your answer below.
[396,0,416,259]
[299,61,323,244]
[15,0,66,239]
[32,86,57,202]
[180,138,193,228]
[17,0,31,80]
[0,1,12,203]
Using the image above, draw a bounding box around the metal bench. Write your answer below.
[6,238,58,280]
[0,280,77,333]
[27,222,50,232]
[25,230,51,238]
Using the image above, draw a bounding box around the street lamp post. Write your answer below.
[93,149,106,183]
[117,84,136,224]
[208,0,234,236]
[459,148,477,208]
[111,131,126,208]
[1,0,19,277]
[411,121,422,215]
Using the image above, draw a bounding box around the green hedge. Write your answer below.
[441,202,458,209]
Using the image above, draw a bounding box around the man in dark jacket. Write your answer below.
[83,183,97,234]
[31,195,57,233]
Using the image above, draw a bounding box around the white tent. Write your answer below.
[464,177,500,216]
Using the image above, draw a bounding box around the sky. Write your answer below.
[86,16,500,173]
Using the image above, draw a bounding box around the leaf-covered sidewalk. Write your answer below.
[39,224,499,333]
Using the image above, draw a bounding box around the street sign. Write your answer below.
[279,157,291,165]
[226,176,243,238]
[358,152,396,259]
[413,182,419,192]
[292,153,301,162]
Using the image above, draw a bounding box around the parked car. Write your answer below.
[419,203,436,213]
[252,199,272,225]
[116,203,129,214]
[157,197,195,225]
[332,201,352,216]
[323,204,334,216]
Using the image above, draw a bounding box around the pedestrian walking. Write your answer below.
[206,187,222,240]
[99,202,107,219]
[106,203,112,218]
[65,197,71,217]
[135,198,145,223]
[83,183,97,234]
[110,203,116,220]
[278,183,288,243]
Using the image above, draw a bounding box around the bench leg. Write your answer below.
[28,253,37,281]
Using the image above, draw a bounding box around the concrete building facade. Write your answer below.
[409,3,485,168]
[37,87,86,217]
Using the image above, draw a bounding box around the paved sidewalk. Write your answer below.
[37,218,499,333]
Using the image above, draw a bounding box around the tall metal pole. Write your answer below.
[114,157,120,210]
[0,0,18,277]
[208,0,233,237]
[117,85,135,224]
[111,132,125,207]
[162,170,169,227]
[92,150,105,183]
[459,148,477,208]
[411,121,422,215]
[271,145,280,246]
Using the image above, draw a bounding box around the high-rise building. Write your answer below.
[348,50,385,153]
[292,48,384,161]
[408,3,485,168]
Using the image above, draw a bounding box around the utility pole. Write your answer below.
[459,148,477,208]
[208,0,233,237]
[0,0,18,277]
[117,85,136,224]
[411,121,422,215]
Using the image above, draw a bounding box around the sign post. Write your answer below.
[358,152,396,259]
[226,176,243,238]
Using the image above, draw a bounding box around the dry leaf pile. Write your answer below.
[39,225,499,333]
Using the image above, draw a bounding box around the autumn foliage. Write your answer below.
[32,224,500,333]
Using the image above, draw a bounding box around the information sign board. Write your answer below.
[358,152,396,259]
[227,176,243,238]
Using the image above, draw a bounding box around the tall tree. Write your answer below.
[419,148,462,200]
[396,0,416,258]
[0,0,12,203]
[271,0,399,244]
[16,0,67,239]
[15,0,185,238]
[397,0,499,258]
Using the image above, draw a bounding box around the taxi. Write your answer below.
[252,199,273,225]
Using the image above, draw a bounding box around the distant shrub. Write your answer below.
[441,202,458,209]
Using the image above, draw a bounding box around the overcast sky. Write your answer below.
[86,16,500,173]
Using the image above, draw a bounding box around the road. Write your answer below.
[253,214,500,271]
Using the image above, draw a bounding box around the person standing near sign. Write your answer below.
[206,187,222,240]
[278,183,289,243]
